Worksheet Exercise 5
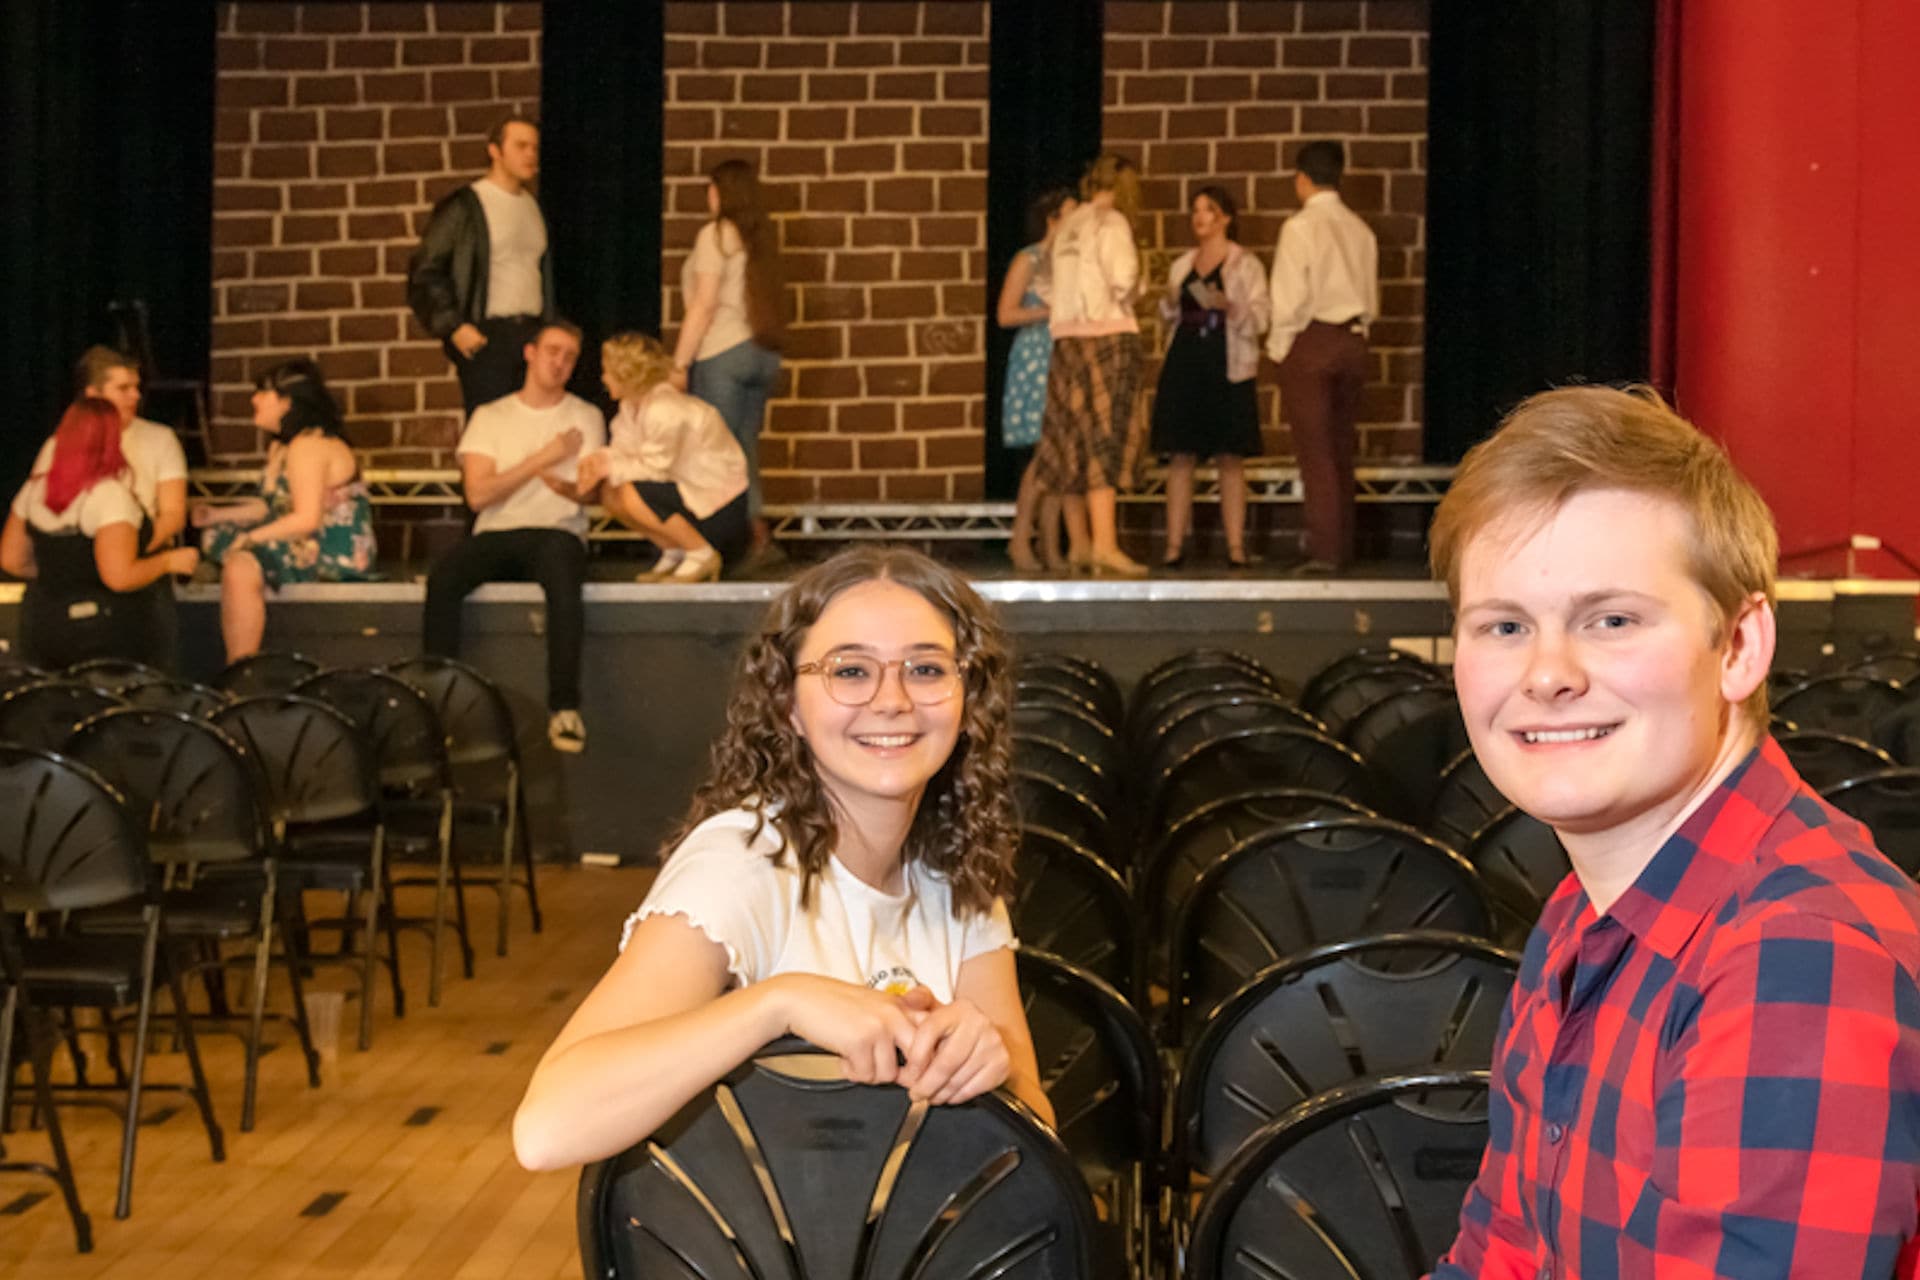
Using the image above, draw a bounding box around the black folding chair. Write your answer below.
[122,677,233,719]
[212,695,395,1050]
[0,680,127,751]
[1778,729,1897,790]
[577,1040,1096,1279]
[1134,688,1327,774]
[213,651,324,699]
[1169,817,1492,1043]
[1017,652,1124,729]
[1820,768,1920,876]
[1774,674,1908,743]
[66,708,320,1132]
[1012,827,1137,998]
[1847,650,1920,688]
[1298,646,1436,716]
[1182,1071,1491,1280]
[1176,932,1517,1179]
[297,668,474,1003]
[1153,726,1381,833]
[1343,683,1469,822]
[64,658,164,694]
[1426,749,1510,854]
[0,747,223,1226]
[1017,949,1162,1279]
[1307,663,1445,740]
[1129,661,1287,746]
[387,656,539,956]
[1013,768,1112,869]
[1013,734,1118,818]
[1465,807,1572,947]
[1012,700,1122,780]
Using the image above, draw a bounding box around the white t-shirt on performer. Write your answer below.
[458,392,606,539]
[681,220,754,362]
[621,807,1017,1005]
[471,177,548,318]
[11,471,145,539]
[28,418,185,526]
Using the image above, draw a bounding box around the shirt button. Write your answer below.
[1545,1122,1565,1144]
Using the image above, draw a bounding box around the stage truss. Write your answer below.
[189,463,1454,543]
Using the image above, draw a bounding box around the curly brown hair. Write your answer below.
[667,546,1017,917]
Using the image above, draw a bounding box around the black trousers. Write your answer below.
[422,528,586,711]
[447,314,544,416]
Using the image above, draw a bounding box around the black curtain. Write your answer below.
[0,0,215,491]
[984,0,1104,499]
[1424,1,1655,462]
[541,0,665,408]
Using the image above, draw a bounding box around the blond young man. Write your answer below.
[1428,386,1920,1279]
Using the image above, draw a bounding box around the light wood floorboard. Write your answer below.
[0,865,651,1279]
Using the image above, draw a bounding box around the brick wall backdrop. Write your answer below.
[210,2,539,550]
[1105,0,1427,461]
[662,1,990,504]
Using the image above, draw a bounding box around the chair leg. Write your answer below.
[275,888,322,1087]
[163,938,224,1165]
[23,1007,91,1253]
[116,909,162,1219]
[428,794,452,1007]
[0,983,16,1136]
[357,830,385,1052]
[496,776,518,958]
[450,857,475,979]
[515,773,542,935]
[241,873,277,1132]
[376,829,406,1021]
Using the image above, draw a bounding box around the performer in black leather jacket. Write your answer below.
[407,114,556,414]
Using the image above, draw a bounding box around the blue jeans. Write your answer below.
[689,338,781,519]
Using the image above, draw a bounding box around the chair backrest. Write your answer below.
[1130,664,1285,745]
[1135,688,1327,766]
[0,679,129,752]
[1137,648,1277,701]
[1144,788,1377,941]
[65,709,267,867]
[1465,807,1572,947]
[1343,684,1469,822]
[214,651,323,698]
[578,1041,1095,1280]
[1777,729,1897,790]
[1820,767,1920,876]
[1184,1071,1491,1280]
[122,677,234,719]
[211,695,380,829]
[296,668,452,797]
[0,664,46,697]
[1773,674,1908,742]
[1011,701,1121,778]
[1012,827,1136,997]
[0,745,147,912]
[64,657,164,694]
[1154,727,1381,831]
[1848,650,1920,687]
[1426,749,1510,852]
[1016,653,1124,728]
[1015,950,1160,1209]
[1171,818,1492,1041]
[1012,769,1110,866]
[1298,646,1435,715]
[387,656,518,767]
[1178,932,1518,1177]
[1012,734,1116,814]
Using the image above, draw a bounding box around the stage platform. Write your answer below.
[1,572,1912,866]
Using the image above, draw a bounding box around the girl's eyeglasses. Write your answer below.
[793,654,965,706]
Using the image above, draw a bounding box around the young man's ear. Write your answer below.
[1720,591,1776,707]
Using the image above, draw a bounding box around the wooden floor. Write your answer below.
[1,865,653,1278]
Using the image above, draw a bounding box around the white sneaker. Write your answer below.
[636,549,685,582]
[669,548,722,582]
[548,709,586,754]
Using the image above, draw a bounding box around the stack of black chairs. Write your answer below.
[0,650,538,1253]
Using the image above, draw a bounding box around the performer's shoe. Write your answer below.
[1089,549,1149,578]
[636,549,685,581]
[548,710,587,754]
[670,548,723,582]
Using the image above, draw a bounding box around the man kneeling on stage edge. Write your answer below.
[423,319,604,754]
[1426,386,1920,1279]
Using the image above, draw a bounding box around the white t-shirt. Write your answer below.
[471,178,548,317]
[28,418,185,524]
[622,807,1017,1004]
[11,471,144,538]
[459,392,607,538]
[681,220,754,362]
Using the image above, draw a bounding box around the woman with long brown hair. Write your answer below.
[512,546,1051,1170]
[670,158,788,560]
[1,397,200,665]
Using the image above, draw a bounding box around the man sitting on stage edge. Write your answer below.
[423,319,604,754]
[407,113,552,416]
[1428,386,1920,1278]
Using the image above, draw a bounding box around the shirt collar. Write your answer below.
[1304,190,1344,210]
[1601,736,1800,959]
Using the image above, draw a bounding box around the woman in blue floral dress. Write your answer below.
[996,187,1075,572]
[195,359,375,661]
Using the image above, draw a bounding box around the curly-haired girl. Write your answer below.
[513,546,1050,1169]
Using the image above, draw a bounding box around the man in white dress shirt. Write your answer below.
[408,115,553,415]
[1267,141,1378,575]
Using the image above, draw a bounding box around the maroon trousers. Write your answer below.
[1277,320,1369,566]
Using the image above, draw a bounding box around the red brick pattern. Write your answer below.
[1105,0,1428,460]
[210,2,540,474]
[662,2,990,503]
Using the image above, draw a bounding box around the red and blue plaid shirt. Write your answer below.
[1432,738,1920,1280]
